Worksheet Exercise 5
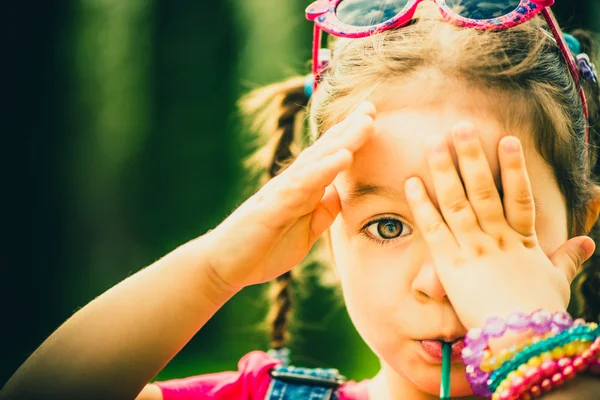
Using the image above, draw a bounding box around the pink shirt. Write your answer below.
[155,351,369,400]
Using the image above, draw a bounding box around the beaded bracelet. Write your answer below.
[478,334,548,373]
[493,337,600,400]
[488,324,600,393]
[480,337,590,373]
[522,341,600,399]
[462,310,575,397]
[463,310,575,366]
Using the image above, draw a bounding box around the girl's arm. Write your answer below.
[0,102,376,400]
[1,234,237,400]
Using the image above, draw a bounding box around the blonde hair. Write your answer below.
[240,7,600,350]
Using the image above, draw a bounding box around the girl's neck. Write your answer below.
[368,367,482,400]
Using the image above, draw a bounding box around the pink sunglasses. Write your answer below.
[306,0,589,144]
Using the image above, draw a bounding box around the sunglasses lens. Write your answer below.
[445,0,522,20]
[336,0,410,27]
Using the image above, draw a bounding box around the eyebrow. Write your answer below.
[342,182,403,207]
[343,182,543,215]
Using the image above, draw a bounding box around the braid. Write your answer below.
[240,76,309,185]
[269,89,308,177]
[239,76,310,349]
[268,271,294,349]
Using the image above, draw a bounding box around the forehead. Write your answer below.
[334,104,508,206]
[326,70,542,207]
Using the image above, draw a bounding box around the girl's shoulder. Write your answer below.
[154,351,369,400]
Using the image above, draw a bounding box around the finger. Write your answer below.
[498,136,536,237]
[275,102,374,209]
[296,101,375,167]
[298,149,353,192]
[309,184,342,244]
[405,176,459,258]
[425,135,482,242]
[272,149,353,217]
[549,236,595,283]
[248,149,351,237]
[324,101,376,139]
[452,122,506,234]
[299,113,375,166]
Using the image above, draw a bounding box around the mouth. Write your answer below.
[418,337,465,363]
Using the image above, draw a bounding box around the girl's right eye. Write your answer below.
[361,217,412,245]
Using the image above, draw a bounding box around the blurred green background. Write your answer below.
[3,0,599,389]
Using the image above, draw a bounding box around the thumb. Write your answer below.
[309,184,342,245]
[549,236,595,283]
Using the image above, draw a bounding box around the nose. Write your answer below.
[411,260,447,302]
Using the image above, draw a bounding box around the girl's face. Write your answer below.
[328,75,569,398]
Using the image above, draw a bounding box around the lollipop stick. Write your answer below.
[440,342,451,400]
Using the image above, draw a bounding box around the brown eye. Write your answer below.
[366,218,411,241]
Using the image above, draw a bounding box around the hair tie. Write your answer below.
[564,33,582,55]
[563,33,598,86]
[304,74,314,99]
[577,53,598,85]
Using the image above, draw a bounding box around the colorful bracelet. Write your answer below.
[462,310,600,397]
[464,310,575,363]
[462,310,575,397]
[479,334,547,373]
[488,324,600,393]
[480,337,590,373]
[493,337,600,400]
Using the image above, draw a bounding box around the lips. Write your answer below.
[419,338,465,360]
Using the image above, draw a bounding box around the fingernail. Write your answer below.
[502,136,520,153]
[428,135,447,153]
[581,237,596,257]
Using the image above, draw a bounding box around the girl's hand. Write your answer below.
[404,122,595,330]
[204,102,376,289]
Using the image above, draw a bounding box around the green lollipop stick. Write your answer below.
[440,342,451,400]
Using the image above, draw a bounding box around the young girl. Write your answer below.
[3,1,600,399]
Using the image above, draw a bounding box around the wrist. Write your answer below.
[462,310,600,398]
[171,232,242,306]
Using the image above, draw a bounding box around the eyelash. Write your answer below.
[359,216,412,246]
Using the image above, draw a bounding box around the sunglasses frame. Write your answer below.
[306,0,589,145]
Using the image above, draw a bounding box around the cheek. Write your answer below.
[522,144,569,253]
[535,210,568,256]
[330,218,414,293]
[530,183,568,255]
[329,218,418,338]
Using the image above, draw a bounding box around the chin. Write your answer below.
[363,332,477,397]
[381,346,475,398]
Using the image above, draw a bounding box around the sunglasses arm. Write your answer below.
[312,24,323,87]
